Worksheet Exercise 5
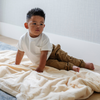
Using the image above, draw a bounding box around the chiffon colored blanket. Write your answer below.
[0,50,100,100]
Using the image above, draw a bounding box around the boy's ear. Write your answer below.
[44,24,45,28]
[24,23,28,29]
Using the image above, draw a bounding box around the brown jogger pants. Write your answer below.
[46,44,86,71]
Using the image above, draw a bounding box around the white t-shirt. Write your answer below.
[17,32,53,65]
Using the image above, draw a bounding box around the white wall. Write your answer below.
[0,0,100,44]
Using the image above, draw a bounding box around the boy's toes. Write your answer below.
[85,63,94,70]
[91,63,94,70]
[73,66,80,72]
[89,63,94,70]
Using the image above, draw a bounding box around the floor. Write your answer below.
[0,35,100,100]
[0,35,18,47]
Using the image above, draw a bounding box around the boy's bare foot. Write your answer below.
[85,63,94,70]
[72,66,80,72]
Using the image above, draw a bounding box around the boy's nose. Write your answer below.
[37,24,40,27]
[37,25,40,27]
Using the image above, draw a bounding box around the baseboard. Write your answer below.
[0,22,100,66]
[0,22,26,40]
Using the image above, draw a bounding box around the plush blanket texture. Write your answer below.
[0,50,100,100]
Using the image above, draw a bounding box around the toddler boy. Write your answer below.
[15,8,94,72]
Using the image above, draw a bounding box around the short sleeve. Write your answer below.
[41,34,52,51]
[16,35,24,51]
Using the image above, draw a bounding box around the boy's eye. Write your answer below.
[40,24,43,25]
[33,23,36,25]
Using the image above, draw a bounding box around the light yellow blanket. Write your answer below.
[0,50,100,100]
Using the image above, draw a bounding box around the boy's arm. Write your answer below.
[35,51,48,72]
[15,50,24,65]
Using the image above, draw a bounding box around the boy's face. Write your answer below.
[24,15,45,38]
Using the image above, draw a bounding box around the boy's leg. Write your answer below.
[49,44,86,70]
[55,45,86,68]
[46,59,74,70]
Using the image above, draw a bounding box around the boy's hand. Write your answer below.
[35,67,43,72]
[35,51,48,73]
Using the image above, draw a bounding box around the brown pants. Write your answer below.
[46,44,86,71]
